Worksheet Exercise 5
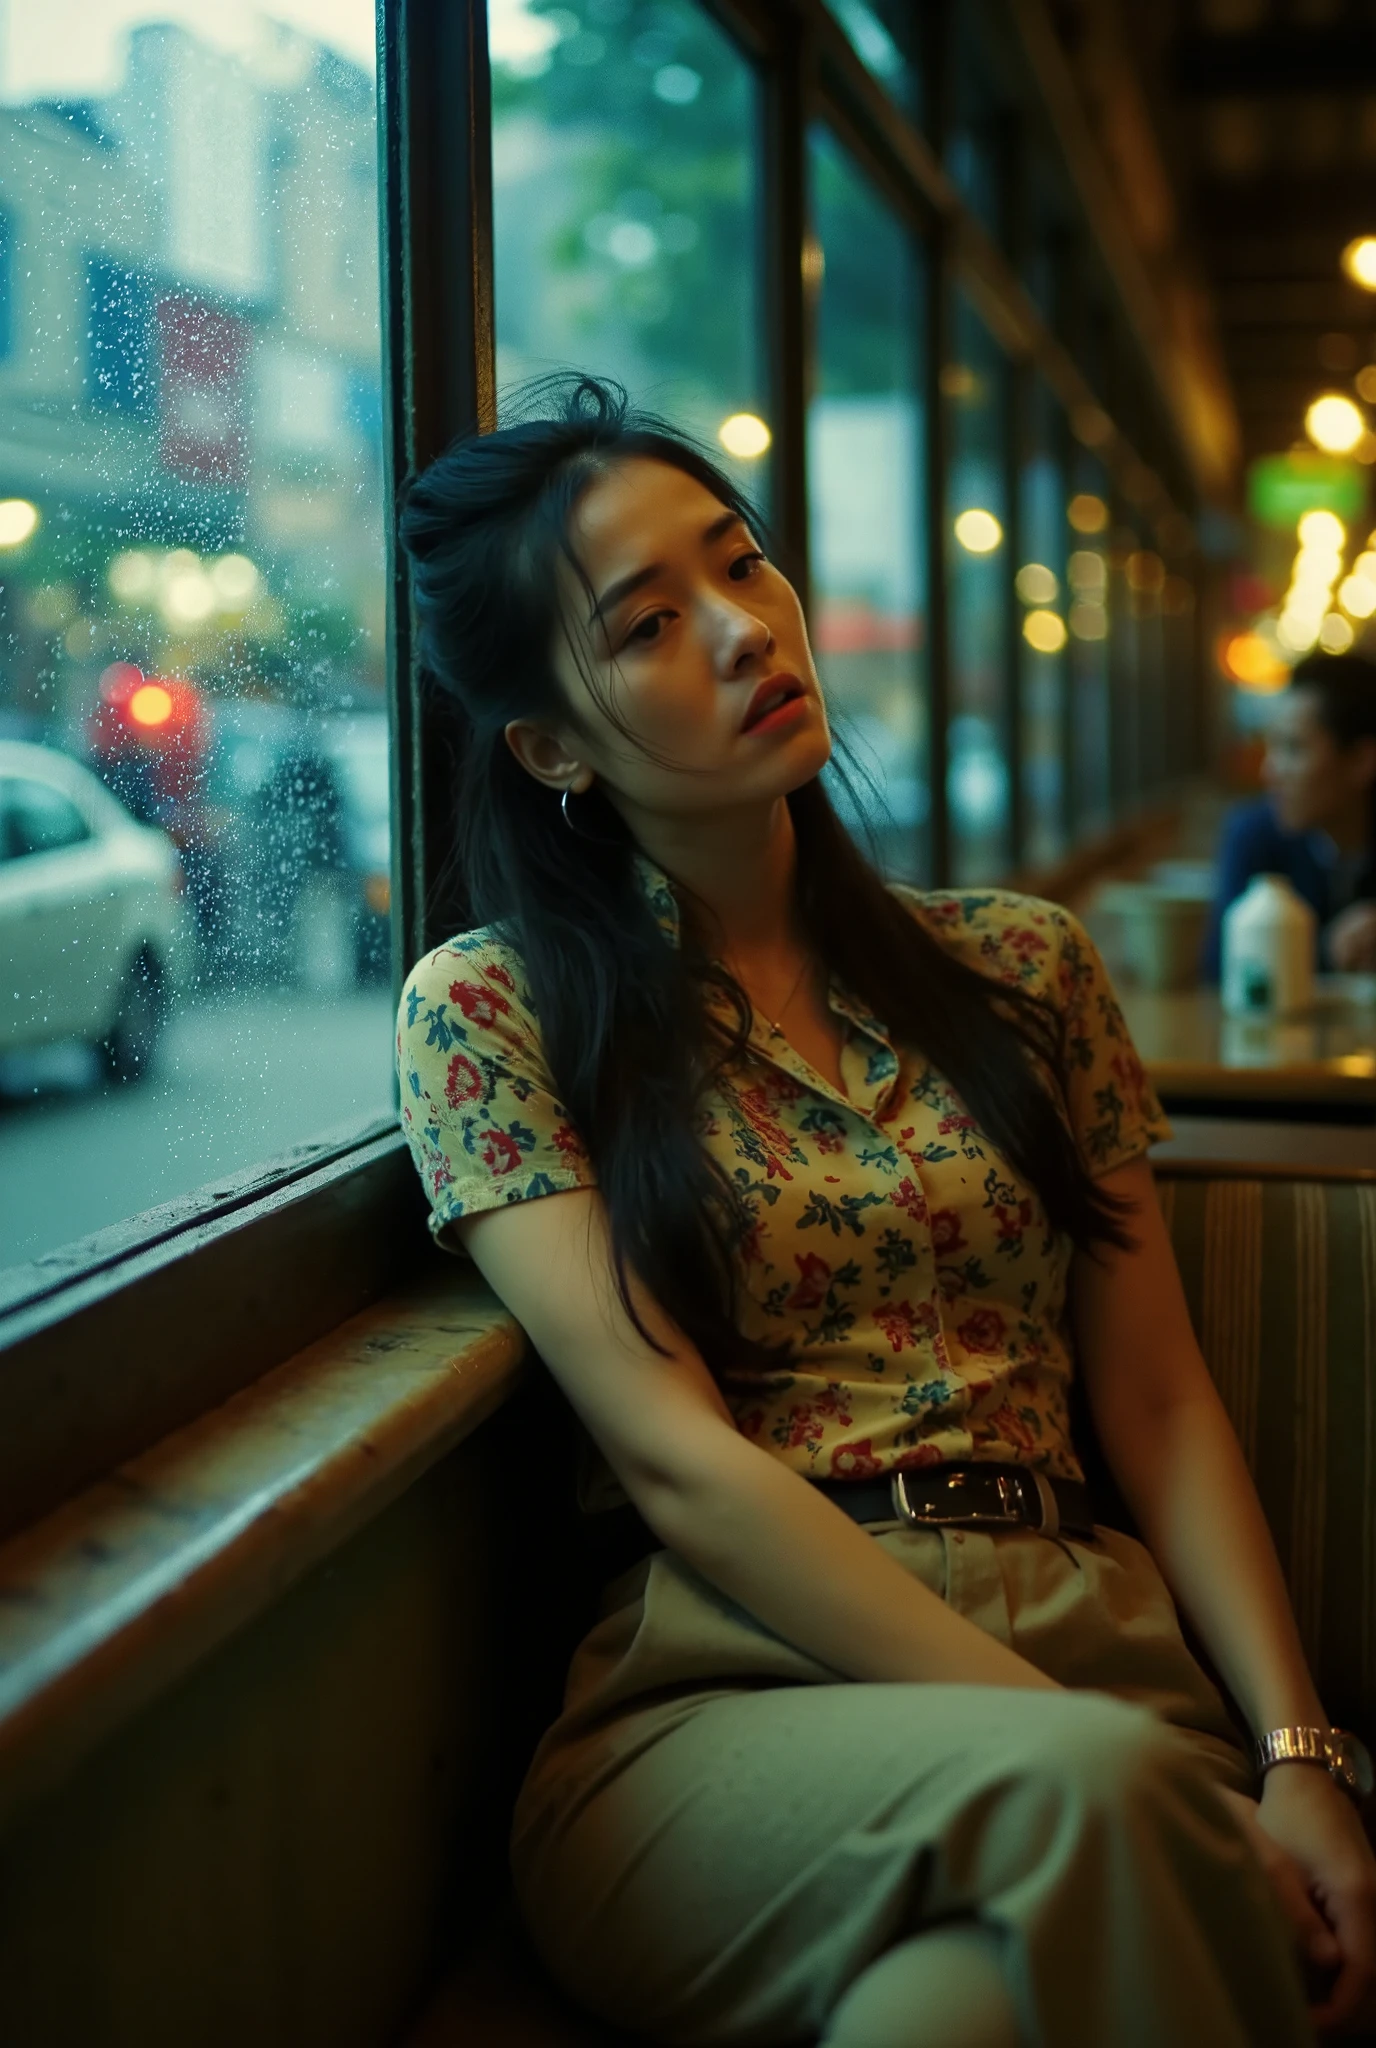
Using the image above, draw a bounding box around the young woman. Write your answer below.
[1206,650,1376,978]
[396,380,1376,2048]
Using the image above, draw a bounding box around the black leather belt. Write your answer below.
[591,1462,1097,1585]
[814,1463,1096,1540]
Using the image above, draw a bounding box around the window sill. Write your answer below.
[0,1264,524,1829]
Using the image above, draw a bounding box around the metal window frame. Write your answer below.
[0,0,1215,1524]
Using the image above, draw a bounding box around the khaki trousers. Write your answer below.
[511,1523,1315,2048]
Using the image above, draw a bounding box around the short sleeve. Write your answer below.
[396,932,595,1252]
[897,885,1170,1177]
[1044,904,1172,1175]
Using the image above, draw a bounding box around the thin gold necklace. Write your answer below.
[733,952,813,1041]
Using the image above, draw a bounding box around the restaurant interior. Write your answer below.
[1,1,1375,2044]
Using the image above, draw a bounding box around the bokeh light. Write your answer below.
[717,412,771,458]
[1067,493,1108,535]
[1221,631,1290,691]
[0,498,40,548]
[1022,609,1068,653]
[1014,562,1058,604]
[1297,509,1345,550]
[1320,612,1356,652]
[1341,237,1376,291]
[1305,393,1366,455]
[953,508,1003,553]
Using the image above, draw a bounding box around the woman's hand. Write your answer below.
[1224,1767,1376,2034]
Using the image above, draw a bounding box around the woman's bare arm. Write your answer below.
[1072,1155,1325,1735]
[461,1186,1056,1692]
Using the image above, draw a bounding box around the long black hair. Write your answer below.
[1289,649,1376,897]
[398,376,1128,1373]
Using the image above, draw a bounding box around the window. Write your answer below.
[945,290,1012,883]
[1067,454,1112,835]
[1018,377,1069,868]
[0,208,12,362]
[807,128,928,881]
[489,0,763,467]
[0,4,389,1276]
[827,0,925,121]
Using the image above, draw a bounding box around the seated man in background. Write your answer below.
[1206,649,1376,976]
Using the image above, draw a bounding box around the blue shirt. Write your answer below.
[1203,796,1361,979]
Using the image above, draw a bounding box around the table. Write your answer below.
[1119,976,1376,1120]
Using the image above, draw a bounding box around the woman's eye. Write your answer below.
[625,610,671,646]
[729,551,765,580]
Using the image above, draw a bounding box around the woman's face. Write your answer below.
[510,455,831,823]
[1263,686,1366,834]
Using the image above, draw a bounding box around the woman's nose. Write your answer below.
[712,597,772,672]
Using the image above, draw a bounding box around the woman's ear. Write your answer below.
[504,719,594,795]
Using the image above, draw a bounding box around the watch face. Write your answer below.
[1332,1731,1375,1801]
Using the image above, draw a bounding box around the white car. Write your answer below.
[0,741,189,1079]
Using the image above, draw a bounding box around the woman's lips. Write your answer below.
[741,675,806,731]
[743,693,809,736]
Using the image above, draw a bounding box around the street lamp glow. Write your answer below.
[1022,609,1067,653]
[1297,509,1345,550]
[954,508,1003,553]
[1305,393,1366,455]
[0,498,39,547]
[1341,237,1376,290]
[717,412,771,459]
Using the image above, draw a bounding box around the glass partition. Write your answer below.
[807,127,928,881]
[0,3,388,1273]
[826,0,924,122]
[1018,377,1069,867]
[1066,456,1112,834]
[945,291,1012,882]
[489,0,763,485]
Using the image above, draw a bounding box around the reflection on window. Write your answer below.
[946,293,1011,883]
[807,129,927,881]
[827,0,923,120]
[1067,466,1112,833]
[1019,378,1069,868]
[489,0,763,476]
[0,4,389,1274]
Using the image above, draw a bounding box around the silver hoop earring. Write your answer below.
[560,787,576,831]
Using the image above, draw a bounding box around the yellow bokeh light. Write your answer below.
[1014,562,1058,604]
[1341,237,1376,291]
[107,549,158,603]
[128,683,175,728]
[1306,392,1366,455]
[1297,509,1345,550]
[1339,573,1376,619]
[1291,546,1342,589]
[717,412,771,459]
[1022,609,1067,653]
[953,508,1003,553]
[1126,550,1165,595]
[0,498,39,548]
[1222,631,1290,691]
[1358,366,1376,405]
[1067,493,1108,535]
[1277,610,1320,653]
[1320,611,1356,652]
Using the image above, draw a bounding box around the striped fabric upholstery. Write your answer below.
[1158,1172,1376,1745]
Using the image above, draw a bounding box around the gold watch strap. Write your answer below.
[1255,1726,1334,1775]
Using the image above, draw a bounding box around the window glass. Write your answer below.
[1018,377,1069,868]
[0,2,389,1275]
[1066,457,1112,834]
[826,0,924,121]
[947,25,1006,250]
[489,0,763,485]
[4,778,91,858]
[807,127,927,882]
[945,291,1012,883]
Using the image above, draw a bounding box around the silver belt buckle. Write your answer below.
[890,1467,1059,1535]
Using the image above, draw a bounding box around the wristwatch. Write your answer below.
[1255,1726,1375,1801]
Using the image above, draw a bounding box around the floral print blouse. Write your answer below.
[396,862,1169,1483]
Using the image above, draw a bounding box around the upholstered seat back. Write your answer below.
[1157,1170,1376,1744]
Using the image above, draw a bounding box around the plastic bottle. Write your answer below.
[1220,874,1316,1016]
